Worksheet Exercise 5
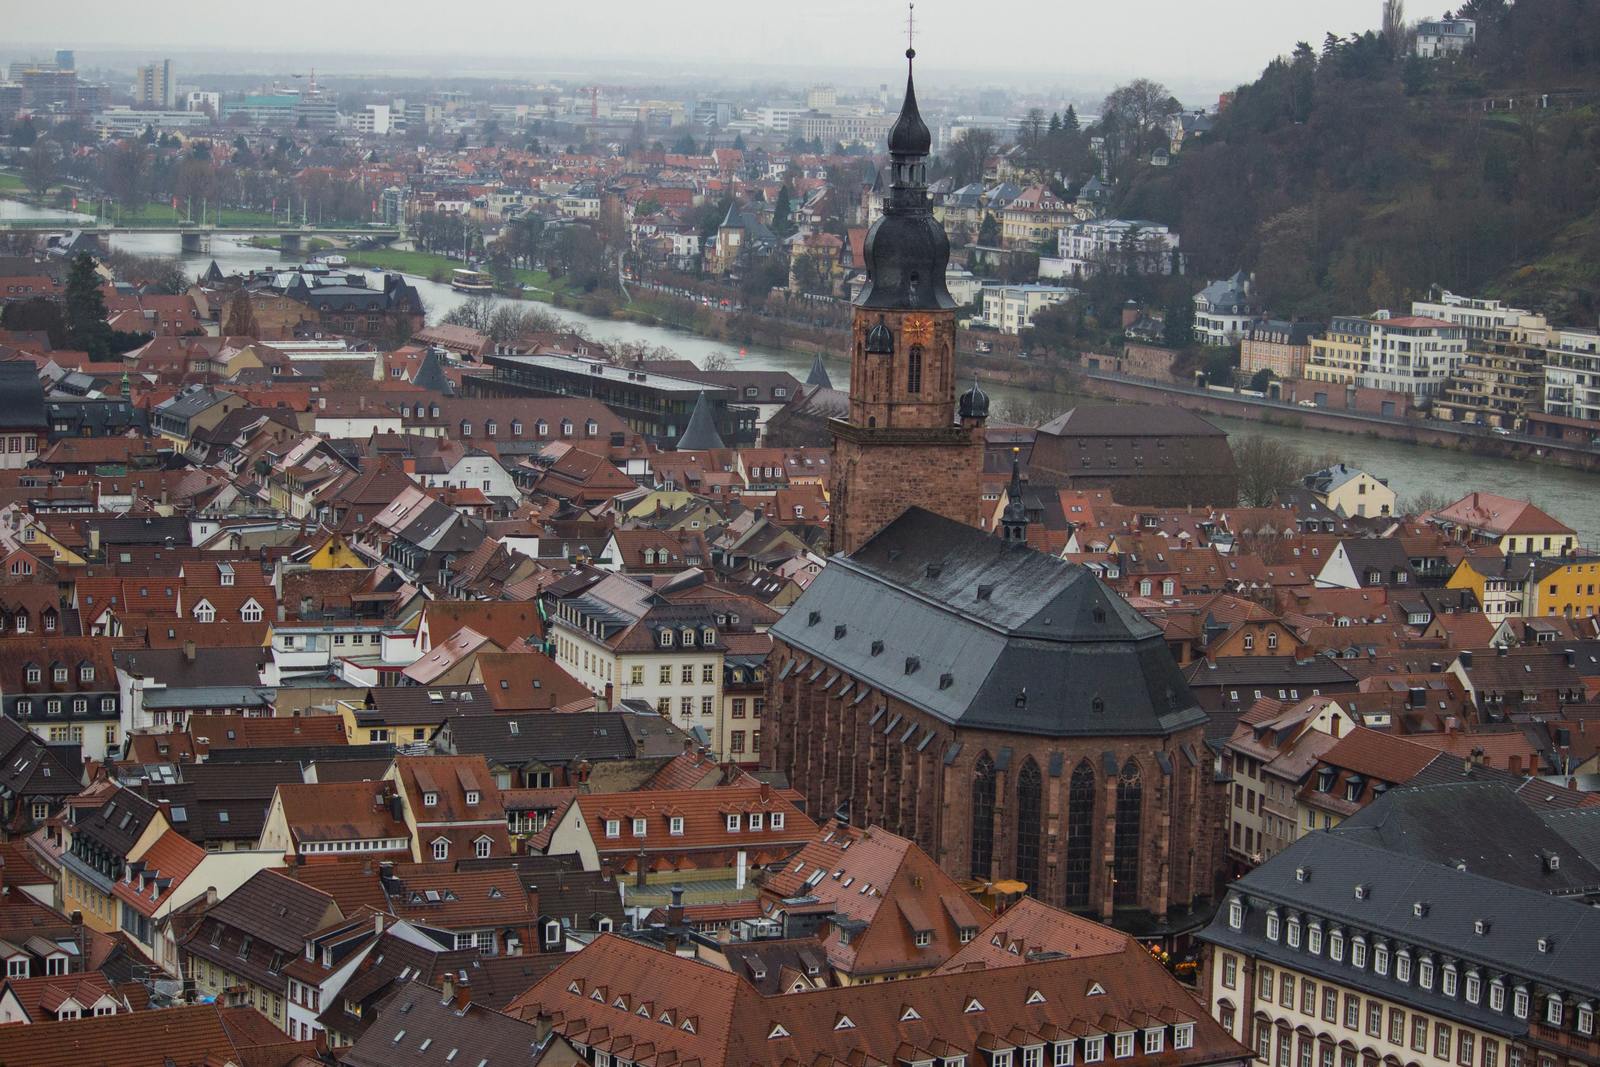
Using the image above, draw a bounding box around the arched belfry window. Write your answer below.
[907,345,923,394]
[1016,758,1043,895]
[1064,760,1095,908]
[1113,758,1143,906]
[970,752,996,879]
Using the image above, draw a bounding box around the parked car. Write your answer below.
[1492,426,1514,436]
[1297,399,1318,408]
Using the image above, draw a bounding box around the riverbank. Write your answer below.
[1073,371,1600,473]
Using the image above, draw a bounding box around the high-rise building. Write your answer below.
[135,59,174,109]
[827,45,986,555]
[54,51,75,72]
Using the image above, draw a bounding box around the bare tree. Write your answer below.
[702,351,733,371]
[944,128,996,186]
[223,291,259,339]
[1382,0,1408,47]
[1097,79,1181,179]
[1233,434,1309,507]
[22,140,60,198]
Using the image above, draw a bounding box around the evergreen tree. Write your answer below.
[1161,299,1195,348]
[1048,112,1062,134]
[772,185,796,238]
[64,253,113,359]
[1063,105,1080,132]
[977,211,1001,247]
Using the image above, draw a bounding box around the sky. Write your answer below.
[9,0,1385,97]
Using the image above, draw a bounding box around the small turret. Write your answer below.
[959,380,989,422]
[1000,447,1029,543]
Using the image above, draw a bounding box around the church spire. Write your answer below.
[1001,447,1030,543]
[857,26,954,312]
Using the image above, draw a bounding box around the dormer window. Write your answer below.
[52,666,67,684]
[1514,987,1530,1019]
[604,819,621,838]
[1265,911,1280,942]
[726,813,741,832]
[1547,994,1564,1026]
[423,791,438,807]
[465,791,479,805]
[660,629,674,648]
[79,665,94,683]
[632,817,646,836]
[25,665,38,684]
[1227,897,1243,930]
[669,816,684,835]
[702,628,716,645]
[682,628,695,647]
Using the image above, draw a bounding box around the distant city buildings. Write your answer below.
[134,59,175,110]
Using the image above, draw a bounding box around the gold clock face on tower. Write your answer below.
[902,315,934,346]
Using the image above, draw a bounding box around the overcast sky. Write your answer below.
[10,0,1384,95]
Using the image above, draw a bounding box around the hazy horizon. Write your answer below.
[7,0,1385,102]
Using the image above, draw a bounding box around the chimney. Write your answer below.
[1564,648,1576,667]
[759,780,771,801]
[440,972,455,1003]
[598,683,611,714]
[1459,650,1473,668]
[454,985,472,1012]
[374,911,383,936]
[667,884,685,927]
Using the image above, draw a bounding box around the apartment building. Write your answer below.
[980,283,1073,334]
[543,568,727,753]
[1357,316,1467,396]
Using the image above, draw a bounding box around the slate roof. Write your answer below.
[1209,828,1600,1011]
[1334,781,1600,896]
[676,390,727,451]
[341,979,559,1067]
[443,711,639,765]
[772,508,1205,737]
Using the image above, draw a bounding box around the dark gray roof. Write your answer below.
[675,390,726,451]
[0,362,46,430]
[442,711,638,765]
[1038,404,1225,438]
[771,508,1205,737]
[1207,829,1600,1013]
[364,685,493,726]
[1334,781,1600,896]
[804,353,833,390]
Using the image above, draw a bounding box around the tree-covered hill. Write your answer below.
[1117,0,1600,322]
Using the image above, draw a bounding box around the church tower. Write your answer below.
[829,44,987,555]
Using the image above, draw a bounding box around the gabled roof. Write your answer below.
[0,1003,307,1067]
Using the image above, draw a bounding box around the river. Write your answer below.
[18,217,1600,544]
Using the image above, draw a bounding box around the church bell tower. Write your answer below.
[829,43,987,555]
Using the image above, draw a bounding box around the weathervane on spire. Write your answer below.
[906,1,916,59]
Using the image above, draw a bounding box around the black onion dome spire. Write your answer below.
[887,49,932,157]
[858,46,955,312]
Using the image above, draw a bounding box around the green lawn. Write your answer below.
[339,248,573,301]
[0,172,24,193]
